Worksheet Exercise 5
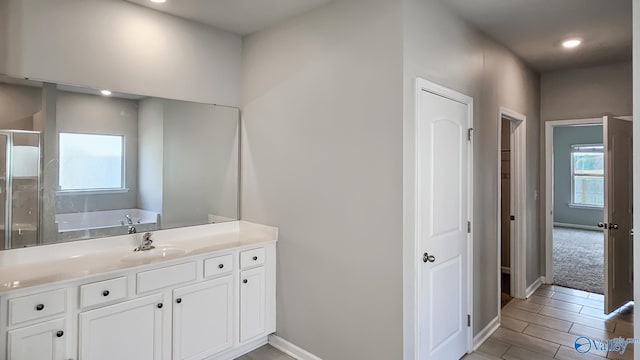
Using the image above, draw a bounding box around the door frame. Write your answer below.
[405,78,474,359]
[497,108,527,308]
[543,117,604,282]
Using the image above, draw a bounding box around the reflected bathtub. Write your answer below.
[55,209,161,242]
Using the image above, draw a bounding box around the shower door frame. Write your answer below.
[0,130,43,249]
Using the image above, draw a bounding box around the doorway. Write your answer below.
[551,124,604,294]
[499,118,513,307]
[545,116,633,314]
[496,107,527,314]
[411,78,474,359]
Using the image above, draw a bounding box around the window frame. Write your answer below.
[57,131,128,195]
[569,143,604,209]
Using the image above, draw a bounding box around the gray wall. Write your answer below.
[137,99,164,215]
[242,0,404,358]
[541,62,632,121]
[56,91,138,213]
[162,101,239,228]
[0,83,42,128]
[242,0,540,358]
[0,0,242,107]
[403,0,540,343]
[540,61,632,276]
[137,99,239,229]
[553,125,603,227]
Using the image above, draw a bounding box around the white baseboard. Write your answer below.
[473,316,500,351]
[269,334,323,360]
[525,276,544,298]
[554,222,602,232]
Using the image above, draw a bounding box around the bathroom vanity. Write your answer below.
[0,221,277,360]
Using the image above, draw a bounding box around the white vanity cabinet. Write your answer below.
[78,294,165,360]
[240,266,266,343]
[0,239,277,360]
[173,276,234,360]
[3,288,68,360]
[7,318,66,360]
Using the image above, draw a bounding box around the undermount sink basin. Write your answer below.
[120,247,188,263]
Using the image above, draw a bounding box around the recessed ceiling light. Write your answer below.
[562,39,582,49]
[150,0,166,3]
[100,90,112,96]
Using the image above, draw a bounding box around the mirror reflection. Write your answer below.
[0,76,239,250]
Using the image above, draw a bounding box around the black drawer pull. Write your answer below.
[252,256,258,261]
[102,290,110,297]
[56,330,64,338]
[243,279,248,284]
[176,298,182,304]
[218,264,224,269]
[35,304,44,311]
[157,303,163,309]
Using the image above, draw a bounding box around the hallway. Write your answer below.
[467,285,634,360]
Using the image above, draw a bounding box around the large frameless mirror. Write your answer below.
[0,75,239,250]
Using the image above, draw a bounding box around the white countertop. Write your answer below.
[0,221,278,294]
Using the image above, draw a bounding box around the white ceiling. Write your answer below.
[127,0,331,36]
[440,0,632,72]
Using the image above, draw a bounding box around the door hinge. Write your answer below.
[467,314,471,327]
[467,128,473,141]
[467,221,471,233]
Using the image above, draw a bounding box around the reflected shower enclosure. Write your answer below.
[0,131,42,250]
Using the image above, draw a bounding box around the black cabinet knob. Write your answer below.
[35,304,44,311]
[218,264,224,269]
[157,303,163,309]
[243,279,248,284]
[102,290,110,297]
[252,256,258,261]
[176,298,182,304]
[56,330,64,338]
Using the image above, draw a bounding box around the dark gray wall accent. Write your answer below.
[553,125,603,227]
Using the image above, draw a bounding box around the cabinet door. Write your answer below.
[240,266,266,342]
[7,318,65,360]
[79,294,164,360]
[173,276,233,360]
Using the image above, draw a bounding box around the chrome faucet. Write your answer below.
[125,214,133,225]
[127,225,137,234]
[134,232,155,252]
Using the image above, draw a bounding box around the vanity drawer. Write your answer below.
[137,262,197,294]
[240,248,265,269]
[9,289,66,326]
[204,254,233,278]
[80,277,128,308]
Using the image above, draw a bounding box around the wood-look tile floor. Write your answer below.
[236,285,634,360]
[465,284,635,360]
[235,344,295,360]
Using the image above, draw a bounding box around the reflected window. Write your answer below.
[570,144,604,207]
[59,133,124,191]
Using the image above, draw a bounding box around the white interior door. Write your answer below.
[417,83,471,359]
[603,116,633,314]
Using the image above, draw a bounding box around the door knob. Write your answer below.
[423,253,436,263]
[597,222,608,229]
[609,223,619,230]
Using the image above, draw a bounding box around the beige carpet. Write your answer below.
[552,226,604,294]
